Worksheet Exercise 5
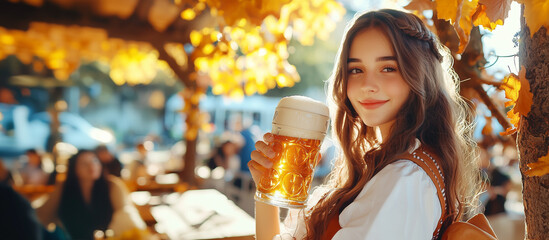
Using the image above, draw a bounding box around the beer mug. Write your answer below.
[255,96,330,208]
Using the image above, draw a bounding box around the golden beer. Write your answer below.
[256,134,322,207]
[255,96,329,208]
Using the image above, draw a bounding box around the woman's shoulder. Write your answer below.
[380,139,438,179]
[381,159,430,177]
[360,159,438,198]
[106,175,129,192]
[106,175,131,210]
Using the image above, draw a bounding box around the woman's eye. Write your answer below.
[349,68,362,74]
[382,67,397,72]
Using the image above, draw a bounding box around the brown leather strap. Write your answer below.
[397,147,447,239]
[322,213,341,240]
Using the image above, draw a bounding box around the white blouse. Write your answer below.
[276,160,441,240]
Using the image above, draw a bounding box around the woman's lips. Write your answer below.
[359,99,389,109]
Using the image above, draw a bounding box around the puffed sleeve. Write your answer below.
[333,160,441,240]
[275,186,332,240]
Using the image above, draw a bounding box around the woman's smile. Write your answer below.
[359,99,389,109]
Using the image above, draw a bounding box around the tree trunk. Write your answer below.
[518,6,549,240]
[181,137,197,186]
[180,97,200,187]
[46,87,63,153]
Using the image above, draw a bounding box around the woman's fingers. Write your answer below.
[250,149,274,168]
[248,134,277,186]
[254,141,276,159]
[263,133,274,143]
[248,159,267,184]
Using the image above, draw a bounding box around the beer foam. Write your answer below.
[276,96,330,117]
[272,96,330,140]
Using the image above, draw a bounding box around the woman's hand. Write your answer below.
[248,133,276,187]
[249,133,282,240]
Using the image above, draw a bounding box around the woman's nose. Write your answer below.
[360,73,378,93]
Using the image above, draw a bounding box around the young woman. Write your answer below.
[249,9,481,240]
[37,150,146,240]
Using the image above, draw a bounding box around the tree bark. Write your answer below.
[181,132,198,186]
[154,43,199,186]
[518,6,549,240]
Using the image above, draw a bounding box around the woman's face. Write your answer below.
[346,27,410,136]
[27,152,41,167]
[75,152,102,182]
[222,142,238,157]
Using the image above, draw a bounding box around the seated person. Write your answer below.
[207,140,241,180]
[126,143,151,184]
[36,150,147,240]
[20,149,49,186]
[95,145,123,177]
[484,167,512,216]
[0,180,67,240]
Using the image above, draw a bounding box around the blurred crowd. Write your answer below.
[478,138,525,240]
[0,145,148,240]
[0,114,276,240]
[478,140,522,216]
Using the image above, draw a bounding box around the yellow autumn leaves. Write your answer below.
[186,0,344,98]
[517,0,549,37]
[524,148,549,177]
[500,66,549,177]
[190,26,299,97]
[424,0,549,53]
[0,23,172,85]
[425,0,509,53]
[500,66,532,136]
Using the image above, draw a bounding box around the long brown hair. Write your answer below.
[59,150,114,239]
[304,9,481,239]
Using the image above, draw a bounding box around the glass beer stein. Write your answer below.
[255,96,330,208]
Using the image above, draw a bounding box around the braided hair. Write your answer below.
[303,9,480,239]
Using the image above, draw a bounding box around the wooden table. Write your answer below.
[13,184,55,201]
[149,189,255,240]
[125,177,189,194]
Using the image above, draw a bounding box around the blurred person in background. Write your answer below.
[20,149,49,186]
[36,150,147,240]
[207,140,241,181]
[235,116,260,174]
[313,138,337,186]
[0,158,15,185]
[484,163,512,216]
[0,181,47,240]
[126,142,151,184]
[1,163,66,240]
[95,145,122,177]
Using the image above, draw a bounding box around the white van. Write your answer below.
[165,94,281,137]
[0,103,114,157]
